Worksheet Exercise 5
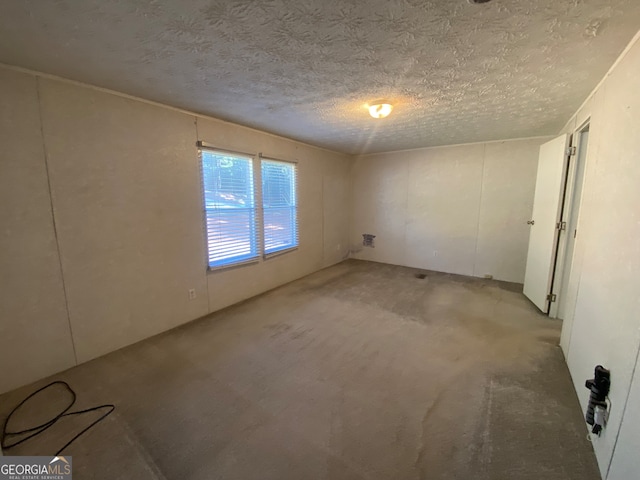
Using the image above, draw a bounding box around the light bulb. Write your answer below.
[368,103,393,119]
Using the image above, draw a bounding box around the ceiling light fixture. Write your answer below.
[368,101,393,119]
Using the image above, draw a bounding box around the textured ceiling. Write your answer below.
[1,1,639,154]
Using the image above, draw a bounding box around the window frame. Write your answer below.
[260,156,299,259]
[198,143,260,271]
[197,142,300,272]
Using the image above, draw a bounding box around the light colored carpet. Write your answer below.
[0,260,600,479]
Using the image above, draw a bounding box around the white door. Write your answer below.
[523,134,570,312]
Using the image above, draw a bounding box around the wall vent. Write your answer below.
[362,234,376,248]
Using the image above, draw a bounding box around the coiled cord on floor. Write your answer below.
[1,381,115,456]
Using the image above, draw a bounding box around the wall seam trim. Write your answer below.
[321,175,326,266]
[35,75,79,366]
[347,160,355,261]
[195,116,212,314]
[472,144,486,277]
[402,157,410,267]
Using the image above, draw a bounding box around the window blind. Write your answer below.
[200,149,258,268]
[261,159,298,256]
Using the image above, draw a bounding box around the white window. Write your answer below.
[198,145,299,269]
[261,159,298,256]
[200,149,258,269]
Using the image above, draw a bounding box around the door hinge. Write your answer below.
[547,293,557,302]
[556,221,567,231]
[567,146,577,156]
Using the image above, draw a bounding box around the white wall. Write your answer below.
[0,66,351,394]
[350,138,551,283]
[607,350,640,480]
[558,33,640,479]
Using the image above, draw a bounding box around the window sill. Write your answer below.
[206,247,298,273]
[264,246,299,260]
[207,257,260,274]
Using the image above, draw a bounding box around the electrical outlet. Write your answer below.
[188,288,196,300]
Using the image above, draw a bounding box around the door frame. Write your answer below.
[549,118,591,318]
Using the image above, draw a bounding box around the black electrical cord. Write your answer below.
[1,381,115,456]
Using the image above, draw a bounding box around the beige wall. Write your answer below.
[350,138,551,283]
[0,66,351,394]
[0,69,77,392]
[197,116,351,312]
[557,33,640,479]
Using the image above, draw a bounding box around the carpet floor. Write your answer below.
[0,260,600,479]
